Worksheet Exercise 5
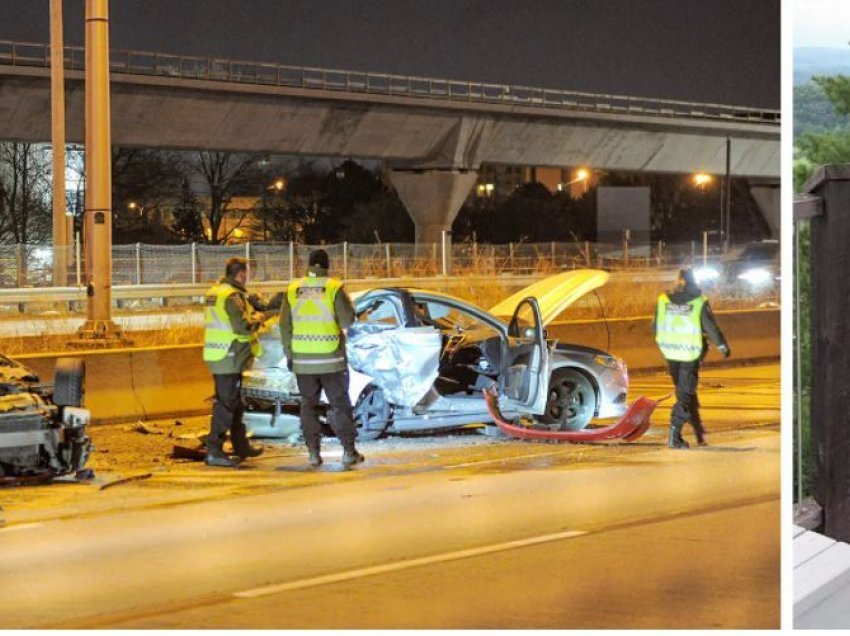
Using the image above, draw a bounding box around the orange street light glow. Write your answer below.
[693,173,712,187]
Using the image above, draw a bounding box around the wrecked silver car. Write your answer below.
[242,270,628,440]
[0,355,91,483]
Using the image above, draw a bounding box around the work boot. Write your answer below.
[668,425,690,449]
[693,422,708,447]
[231,421,264,459]
[232,441,264,460]
[205,453,241,468]
[308,448,323,467]
[342,447,365,467]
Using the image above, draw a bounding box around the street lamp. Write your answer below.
[691,172,723,250]
[127,201,144,216]
[557,167,591,194]
[692,172,713,188]
[268,178,286,192]
[476,183,495,198]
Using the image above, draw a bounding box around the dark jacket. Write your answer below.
[205,276,264,375]
[653,284,729,360]
[279,265,356,375]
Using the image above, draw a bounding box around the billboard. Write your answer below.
[597,186,650,244]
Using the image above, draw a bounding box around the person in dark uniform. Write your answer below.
[279,249,363,468]
[653,268,730,448]
[202,257,266,467]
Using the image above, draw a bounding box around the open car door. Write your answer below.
[499,297,550,416]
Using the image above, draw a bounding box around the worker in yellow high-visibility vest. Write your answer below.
[654,268,730,449]
[279,249,362,468]
[202,257,266,467]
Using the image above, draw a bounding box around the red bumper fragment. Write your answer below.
[484,388,658,443]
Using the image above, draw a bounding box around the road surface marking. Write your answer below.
[234,528,587,599]
[445,449,573,469]
[0,522,43,533]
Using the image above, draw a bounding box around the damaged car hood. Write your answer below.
[489,269,610,326]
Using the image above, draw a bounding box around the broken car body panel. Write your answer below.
[489,269,610,326]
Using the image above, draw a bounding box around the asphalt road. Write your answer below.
[0,364,779,629]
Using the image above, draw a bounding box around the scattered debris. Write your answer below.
[171,445,206,461]
[99,473,153,491]
[131,421,163,435]
[75,469,96,481]
[171,432,206,440]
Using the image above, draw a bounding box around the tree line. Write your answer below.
[0,144,768,246]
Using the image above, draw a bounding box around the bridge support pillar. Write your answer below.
[387,168,479,244]
[750,182,781,239]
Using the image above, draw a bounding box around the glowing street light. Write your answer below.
[692,172,713,188]
[268,178,286,192]
[558,167,592,191]
[127,201,144,215]
[476,183,495,197]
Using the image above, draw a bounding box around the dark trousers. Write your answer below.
[296,371,356,451]
[208,373,251,456]
[667,360,704,437]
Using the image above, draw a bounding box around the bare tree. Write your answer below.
[0,142,52,244]
[192,151,265,243]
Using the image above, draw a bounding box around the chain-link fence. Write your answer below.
[0,238,777,289]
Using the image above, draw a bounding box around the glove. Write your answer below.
[286,358,293,372]
[718,344,731,359]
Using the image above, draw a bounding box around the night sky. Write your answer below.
[0,0,779,108]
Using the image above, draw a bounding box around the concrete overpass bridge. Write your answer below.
[0,40,780,242]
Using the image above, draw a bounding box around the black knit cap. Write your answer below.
[308,249,330,270]
[679,268,698,290]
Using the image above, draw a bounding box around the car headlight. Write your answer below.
[693,266,720,283]
[738,267,773,286]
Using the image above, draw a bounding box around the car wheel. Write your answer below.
[353,385,391,441]
[537,369,597,431]
[53,358,85,408]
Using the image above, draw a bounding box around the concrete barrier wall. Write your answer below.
[18,345,212,425]
[16,309,778,424]
[549,308,780,372]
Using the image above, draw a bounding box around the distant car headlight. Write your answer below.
[738,267,773,286]
[694,266,720,284]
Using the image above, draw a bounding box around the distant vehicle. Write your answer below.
[242,270,629,440]
[725,240,780,288]
[0,355,91,483]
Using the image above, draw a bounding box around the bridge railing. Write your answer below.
[0,39,780,125]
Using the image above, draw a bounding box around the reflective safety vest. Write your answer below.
[655,293,706,362]
[202,282,260,362]
[287,276,344,363]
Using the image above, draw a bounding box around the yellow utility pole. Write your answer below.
[74,0,126,345]
[50,0,68,286]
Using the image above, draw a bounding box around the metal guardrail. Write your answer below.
[0,275,550,309]
[0,39,781,125]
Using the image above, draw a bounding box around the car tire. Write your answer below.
[353,384,391,441]
[53,357,85,408]
[536,368,596,431]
